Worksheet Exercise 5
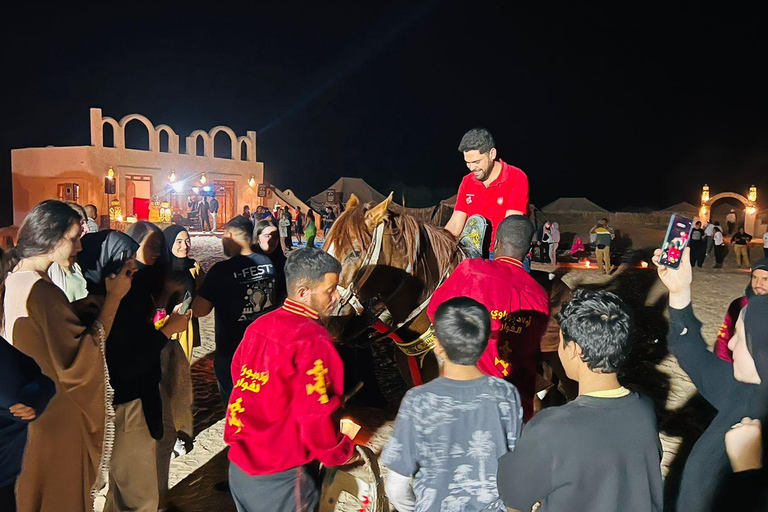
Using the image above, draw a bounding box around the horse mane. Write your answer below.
[325,203,462,278]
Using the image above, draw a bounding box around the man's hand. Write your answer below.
[726,417,763,472]
[444,210,468,238]
[652,247,692,309]
[10,403,36,421]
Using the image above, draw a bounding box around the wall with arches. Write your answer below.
[11,108,264,225]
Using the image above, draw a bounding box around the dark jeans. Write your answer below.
[764,248,768,259]
[0,480,16,512]
[714,244,727,266]
[689,241,706,267]
[229,462,318,512]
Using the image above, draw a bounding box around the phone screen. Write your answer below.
[659,214,694,269]
[178,291,193,314]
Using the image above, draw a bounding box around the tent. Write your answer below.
[658,202,699,215]
[309,177,387,212]
[541,197,610,213]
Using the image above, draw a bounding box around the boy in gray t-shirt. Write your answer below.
[381,297,523,512]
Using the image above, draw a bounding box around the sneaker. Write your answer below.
[171,438,188,459]
[458,215,490,259]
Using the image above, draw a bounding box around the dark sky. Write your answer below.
[2,3,767,226]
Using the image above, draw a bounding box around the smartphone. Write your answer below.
[178,291,193,314]
[659,214,694,269]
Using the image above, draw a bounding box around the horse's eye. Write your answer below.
[345,250,362,261]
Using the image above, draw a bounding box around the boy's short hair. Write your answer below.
[84,204,98,219]
[225,216,254,241]
[556,289,632,373]
[434,297,491,365]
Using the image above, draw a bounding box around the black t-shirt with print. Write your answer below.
[198,254,280,365]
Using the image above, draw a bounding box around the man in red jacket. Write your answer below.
[224,248,355,512]
[428,215,549,420]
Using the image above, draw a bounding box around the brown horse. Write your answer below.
[324,192,465,387]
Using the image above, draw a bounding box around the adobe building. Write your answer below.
[11,108,266,226]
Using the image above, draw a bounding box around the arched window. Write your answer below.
[103,122,115,147]
[241,140,249,161]
[196,135,206,157]
[124,119,151,150]
[159,130,170,153]
[213,131,233,159]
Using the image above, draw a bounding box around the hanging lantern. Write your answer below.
[701,184,710,204]
[200,172,207,185]
[109,199,122,222]
[107,166,115,180]
[748,185,757,203]
[747,206,757,215]
[169,170,177,183]
[248,175,256,188]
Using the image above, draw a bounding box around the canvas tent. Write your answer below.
[541,197,610,213]
[658,201,699,215]
[309,177,387,212]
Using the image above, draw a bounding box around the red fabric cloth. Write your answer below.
[454,159,529,248]
[133,197,150,220]
[224,299,353,475]
[427,257,549,420]
[714,296,748,363]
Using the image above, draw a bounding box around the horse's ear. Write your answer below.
[346,194,360,210]
[365,192,393,231]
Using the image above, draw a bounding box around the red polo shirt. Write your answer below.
[454,159,529,248]
[225,298,354,475]
[427,257,549,420]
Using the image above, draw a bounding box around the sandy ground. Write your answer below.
[96,232,759,511]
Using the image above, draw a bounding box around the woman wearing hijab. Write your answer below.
[163,225,205,362]
[127,222,194,500]
[654,247,768,511]
[1,200,133,512]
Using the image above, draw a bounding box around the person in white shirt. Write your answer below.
[704,221,716,256]
[713,222,726,268]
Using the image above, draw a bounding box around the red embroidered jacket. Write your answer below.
[427,257,550,420]
[224,298,353,475]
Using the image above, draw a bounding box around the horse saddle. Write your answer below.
[458,215,492,259]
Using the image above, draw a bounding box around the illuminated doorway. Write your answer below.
[214,180,236,224]
[125,174,152,220]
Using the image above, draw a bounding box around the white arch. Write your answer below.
[237,136,254,161]
[102,117,122,148]
[209,125,239,159]
[155,124,179,154]
[119,113,157,151]
[187,130,211,157]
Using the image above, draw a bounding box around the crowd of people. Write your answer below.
[0,126,766,512]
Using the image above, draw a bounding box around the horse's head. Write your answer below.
[323,192,462,341]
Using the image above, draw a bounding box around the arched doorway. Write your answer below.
[699,185,759,235]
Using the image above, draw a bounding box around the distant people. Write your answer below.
[548,222,560,265]
[323,206,336,238]
[242,205,251,220]
[714,258,768,362]
[164,225,205,362]
[570,236,588,261]
[294,206,305,246]
[193,218,283,404]
[727,208,737,234]
[589,218,615,275]
[444,128,529,254]
[540,221,552,263]
[2,200,133,512]
[0,249,56,512]
[304,210,317,248]
[704,220,716,256]
[731,227,753,269]
[224,249,355,512]
[210,195,219,231]
[713,221,726,268]
[383,297,523,512]
[428,215,549,420]
[654,247,768,511]
[497,289,663,512]
[690,220,706,268]
[84,204,100,232]
[279,208,292,253]
[199,196,211,232]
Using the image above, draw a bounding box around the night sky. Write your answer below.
[2,3,767,226]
